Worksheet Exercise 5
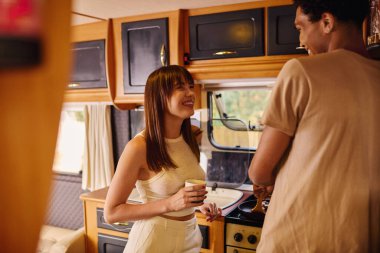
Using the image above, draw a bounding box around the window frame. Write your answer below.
[207,91,253,152]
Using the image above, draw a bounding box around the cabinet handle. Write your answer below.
[68,83,80,88]
[113,222,129,226]
[160,44,167,66]
[296,43,306,50]
[212,50,237,56]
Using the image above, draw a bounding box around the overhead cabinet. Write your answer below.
[267,5,307,55]
[188,9,264,60]
[65,21,114,102]
[69,39,107,89]
[112,10,183,108]
[121,18,169,94]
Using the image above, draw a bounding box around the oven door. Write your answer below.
[226,246,256,253]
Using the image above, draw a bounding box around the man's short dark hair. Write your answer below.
[293,0,369,28]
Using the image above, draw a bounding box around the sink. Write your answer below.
[128,187,243,210]
[204,187,243,210]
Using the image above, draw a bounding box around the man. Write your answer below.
[248,0,380,252]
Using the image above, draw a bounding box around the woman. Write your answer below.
[104,65,221,253]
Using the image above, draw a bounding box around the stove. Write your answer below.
[224,195,268,252]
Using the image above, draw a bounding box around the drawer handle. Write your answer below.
[101,215,131,232]
[160,44,167,66]
[101,215,129,227]
[113,222,129,226]
[68,83,80,88]
[213,50,237,56]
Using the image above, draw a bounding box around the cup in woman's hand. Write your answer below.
[185,179,206,187]
[185,179,206,203]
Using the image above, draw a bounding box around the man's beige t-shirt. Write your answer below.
[258,49,380,253]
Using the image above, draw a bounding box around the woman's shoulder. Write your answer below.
[134,129,146,138]
[124,133,146,156]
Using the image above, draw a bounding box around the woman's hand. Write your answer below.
[199,202,222,222]
[253,183,274,199]
[166,184,207,212]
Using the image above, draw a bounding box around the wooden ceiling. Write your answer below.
[71,0,260,25]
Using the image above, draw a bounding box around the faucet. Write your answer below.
[211,182,218,191]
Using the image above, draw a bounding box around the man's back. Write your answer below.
[258,49,380,252]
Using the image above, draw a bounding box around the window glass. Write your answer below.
[208,87,272,150]
[53,104,86,174]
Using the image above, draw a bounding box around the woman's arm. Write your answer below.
[104,137,207,224]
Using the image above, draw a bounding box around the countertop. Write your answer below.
[80,187,253,218]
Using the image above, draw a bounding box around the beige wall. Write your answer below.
[0,1,72,252]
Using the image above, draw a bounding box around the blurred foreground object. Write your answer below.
[0,0,72,252]
[0,0,43,67]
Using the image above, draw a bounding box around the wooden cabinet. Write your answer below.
[70,39,107,89]
[184,0,305,80]
[188,9,264,60]
[80,188,128,253]
[112,11,184,109]
[196,213,225,253]
[68,0,312,107]
[80,188,225,253]
[65,0,311,107]
[65,21,115,102]
[121,18,169,94]
[267,5,307,55]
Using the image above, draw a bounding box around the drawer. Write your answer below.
[98,233,128,253]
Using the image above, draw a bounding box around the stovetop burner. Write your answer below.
[225,194,269,227]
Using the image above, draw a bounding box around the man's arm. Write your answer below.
[249,126,291,186]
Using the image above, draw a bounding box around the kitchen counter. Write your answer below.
[80,187,252,253]
[80,186,252,218]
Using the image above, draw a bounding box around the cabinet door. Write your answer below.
[121,18,168,94]
[267,5,307,55]
[69,40,107,89]
[189,9,264,60]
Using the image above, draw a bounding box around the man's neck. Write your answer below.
[328,24,370,58]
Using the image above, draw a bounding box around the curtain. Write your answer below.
[82,104,114,191]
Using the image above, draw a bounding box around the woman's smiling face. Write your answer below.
[166,81,195,120]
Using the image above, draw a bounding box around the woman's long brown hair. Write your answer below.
[144,65,200,172]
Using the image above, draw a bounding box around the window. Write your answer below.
[207,85,272,151]
[196,79,275,189]
[53,104,86,174]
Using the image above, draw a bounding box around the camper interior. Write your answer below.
[1,0,378,253]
